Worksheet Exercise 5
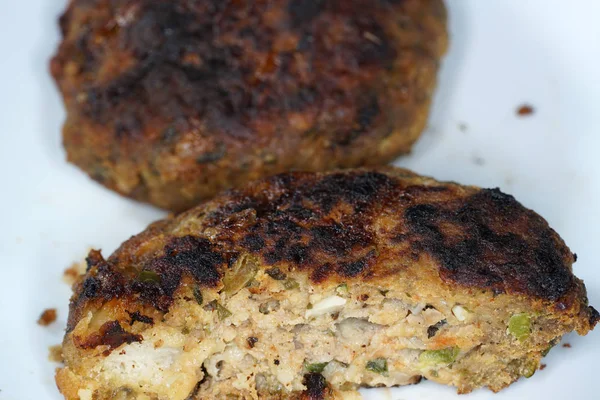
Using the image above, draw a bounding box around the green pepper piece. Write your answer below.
[508,313,531,341]
[419,347,460,365]
[222,258,257,295]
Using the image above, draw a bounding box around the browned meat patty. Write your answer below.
[56,167,598,399]
[50,0,448,211]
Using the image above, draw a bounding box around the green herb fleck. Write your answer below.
[283,279,299,290]
[366,358,388,375]
[304,361,328,373]
[193,286,203,305]
[265,267,287,281]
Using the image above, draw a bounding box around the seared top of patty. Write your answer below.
[68,168,599,333]
[51,0,447,211]
[53,0,445,139]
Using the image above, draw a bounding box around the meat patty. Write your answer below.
[56,168,598,399]
[50,0,448,211]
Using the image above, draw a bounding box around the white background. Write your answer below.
[0,1,598,399]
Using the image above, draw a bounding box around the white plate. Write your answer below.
[1,1,598,399]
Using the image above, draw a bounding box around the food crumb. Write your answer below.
[38,308,57,326]
[562,343,571,348]
[540,363,547,371]
[516,104,534,116]
[63,261,86,285]
[48,344,63,363]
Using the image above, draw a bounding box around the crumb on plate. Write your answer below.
[38,308,57,326]
[516,104,534,116]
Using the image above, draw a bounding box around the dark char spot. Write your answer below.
[404,189,574,300]
[127,311,154,326]
[302,373,328,400]
[77,321,142,351]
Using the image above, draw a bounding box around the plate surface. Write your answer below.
[1,1,599,399]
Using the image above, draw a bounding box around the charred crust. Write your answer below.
[404,189,575,301]
[589,306,600,327]
[54,0,408,129]
[135,235,225,311]
[339,250,376,278]
[76,321,142,351]
[67,169,592,335]
[69,236,226,325]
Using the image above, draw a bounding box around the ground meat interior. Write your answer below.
[82,267,561,399]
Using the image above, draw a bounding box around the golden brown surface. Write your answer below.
[56,168,597,399]
[50,0,448,211]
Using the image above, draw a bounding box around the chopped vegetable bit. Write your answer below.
[283,278,299,290]
[508,313,531,341]
[522,361,537,378]
[419,347,460,365]
[335,283,349,296]
[205,300,232,320]
[366,358,388,375]
[265,267,287,281]
[222,258,257,294]
[305,295,346,318]
[138,270,160,283]
[304,361,328,373]
[451,305,470,322]
[193,285,203,305]
[216,303,232,320]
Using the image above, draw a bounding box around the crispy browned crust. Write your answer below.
[66,167,598,335]
[50,0,448,211]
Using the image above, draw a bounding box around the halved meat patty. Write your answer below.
[50,0,448,211]
[56,167,598,399]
